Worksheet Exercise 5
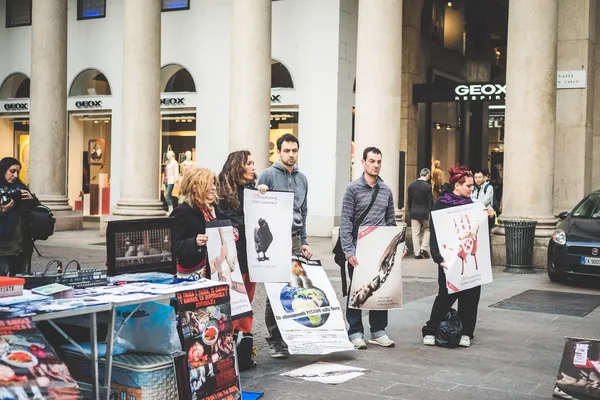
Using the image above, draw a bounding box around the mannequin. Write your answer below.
[181,150,194,178]
[165,150,179,215]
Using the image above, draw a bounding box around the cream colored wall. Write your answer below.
[0,119,13,159]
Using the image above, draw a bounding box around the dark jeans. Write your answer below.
[422,265,481,339]
[346,263,388,340]
[0,254,26,276]
[265,233,302,346]
[165,184,175,206]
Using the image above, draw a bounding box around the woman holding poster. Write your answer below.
[422,165,494,348]
[216,150,268,370]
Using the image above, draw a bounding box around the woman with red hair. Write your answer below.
[422,165,494,347]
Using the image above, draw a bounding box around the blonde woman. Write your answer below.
[171,167,218,280]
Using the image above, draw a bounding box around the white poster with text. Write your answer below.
[243,188,294,282]
[205,220,253,320]
[349,226,405,310]
[431,202,493,293]
[265,257,355,355]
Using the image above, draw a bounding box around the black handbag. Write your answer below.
[333,185,379,296]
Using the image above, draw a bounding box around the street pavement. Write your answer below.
[32,226,600,400]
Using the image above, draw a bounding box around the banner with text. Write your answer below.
[431,202,493,293]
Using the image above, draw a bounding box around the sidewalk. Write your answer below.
[31,230,600,399]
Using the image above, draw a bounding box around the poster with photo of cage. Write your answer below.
[106,218,176,276]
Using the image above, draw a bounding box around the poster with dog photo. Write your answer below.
[349,226,406,310]
[243,188,294,282]
[206,220,253,321]
[431,202,493,294]
[176,284,240,400]
[264,257,355,355]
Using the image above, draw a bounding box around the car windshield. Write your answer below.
[572,194,600,219]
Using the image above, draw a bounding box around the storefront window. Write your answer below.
[161,114,196,207]
[77,0,106,20]
[431,102,459,176]
[5,0,31,28]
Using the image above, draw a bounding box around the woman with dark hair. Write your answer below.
[216,150,267,370]
[0,157,39,276]
[422,165,494,348]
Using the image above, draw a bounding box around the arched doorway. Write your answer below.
[0,73,31,181]
[270,59,298,165]
[159,64,197,210]
[67,68,113,216]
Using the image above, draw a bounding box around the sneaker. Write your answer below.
[423,335,435,346]
[351,337,367,350]
[368,335,395,347]
[415,254,424,259]
[421,250,430,259]
[459,335,471,347]
[268,342,289,358]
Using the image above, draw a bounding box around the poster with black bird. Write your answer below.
[243,188,294,282]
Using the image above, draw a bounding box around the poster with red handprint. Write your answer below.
[431,202,493,293]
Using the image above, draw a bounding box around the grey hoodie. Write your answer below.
[258,160,308,245]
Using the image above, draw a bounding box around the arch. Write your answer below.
[271,59,294,89]
[69,68,111,96]
[0,72,30,99]
[161,64,196,93]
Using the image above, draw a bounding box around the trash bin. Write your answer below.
[504,220,537,273]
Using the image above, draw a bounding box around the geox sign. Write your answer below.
[3,103,28,111]
[454,84,506,101]
[412,82,507,103]
[75,100,103,109]
[161,97,185,106]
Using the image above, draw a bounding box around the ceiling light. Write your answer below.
[94,120,99,124]
[447,1,452,6]
[187,119,192,122]
[104,120,109,123]
[446,126,452,131]
[435,124,440,130]
[175,119,180,123]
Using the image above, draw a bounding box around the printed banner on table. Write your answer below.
[265,257,355,355]
[554,337,600,399]
[243,188,294,282]
[431,202,493,294]
[0,318,80,399]
[206,220,253,321]
[349,226,406,310]
[176,285,241,400]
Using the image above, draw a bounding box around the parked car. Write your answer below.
[548,190,600,282]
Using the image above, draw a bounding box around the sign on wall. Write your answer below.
[0,100,30,113]
[412,82,506,103]
[557,70,586,89]
[67,96,114,111]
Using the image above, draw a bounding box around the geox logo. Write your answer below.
[454,84,506,101]
[4,103,28,111]
[75,100,103,108]
[161,97,185,106]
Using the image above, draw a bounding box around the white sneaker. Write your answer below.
[423,335,435,346]
[459,335,471,347]
[351,337,367,350]
[368,335,395,347]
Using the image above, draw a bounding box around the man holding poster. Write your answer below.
[258,134,313,359]
[340,147,397,350]
[422,165,494,348]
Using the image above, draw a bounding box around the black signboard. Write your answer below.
[413,82,506,103]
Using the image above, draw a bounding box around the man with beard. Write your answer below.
[258,133,312,358]
[340,147,397,350]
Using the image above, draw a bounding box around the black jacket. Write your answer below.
[215,184,252,274]
[407,179,433,221]
[171,202,209,273]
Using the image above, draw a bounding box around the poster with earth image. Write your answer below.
[264,257,355,355]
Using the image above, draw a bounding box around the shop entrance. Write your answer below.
[270,60,298,166]
[0,73,30,183]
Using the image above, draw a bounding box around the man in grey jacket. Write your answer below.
[258,133,313,358]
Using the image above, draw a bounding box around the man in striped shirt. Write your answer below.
[340,147,397,349]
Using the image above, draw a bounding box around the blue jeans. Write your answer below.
[165,184,174,206]
[346,263,388,340]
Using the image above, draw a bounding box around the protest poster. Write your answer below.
[554,337,600,399]
[243,188,294,282]
[281,361,370,385]
[265,257,355,355]
[0,317,80,399]
[349,226,406,310]
[176,284,240,400]
[431,202,493,294]
[206,220,253,321]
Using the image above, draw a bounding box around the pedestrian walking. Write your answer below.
[407,168,433,259]
[340,147,397,350]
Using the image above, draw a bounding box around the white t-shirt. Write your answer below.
[166,159,179,184]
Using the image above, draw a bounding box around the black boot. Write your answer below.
[234,332,257,371]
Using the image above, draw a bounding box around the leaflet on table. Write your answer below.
[176,284,241,400]
[0,317,80,398]
[264,257,355,355]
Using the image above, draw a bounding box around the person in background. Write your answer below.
[258,133,312,359]
[431,160,444,202]
[422,165,494,348]
[0,157,39,276]
[216,150,267,370]
[171,168,218,280]
[472,169,496,234]
[407,168,433,259]
[340,147,397,350]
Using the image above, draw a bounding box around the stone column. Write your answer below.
[354,0,403,208]
[113,0,164,217]
[493,0,558,267]
[229,0,271,173]
[592,3,600,191]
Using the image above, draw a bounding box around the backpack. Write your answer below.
[435,308,463,348]
[27,205,56,241]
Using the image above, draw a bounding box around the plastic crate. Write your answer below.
[63,351,178,400]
